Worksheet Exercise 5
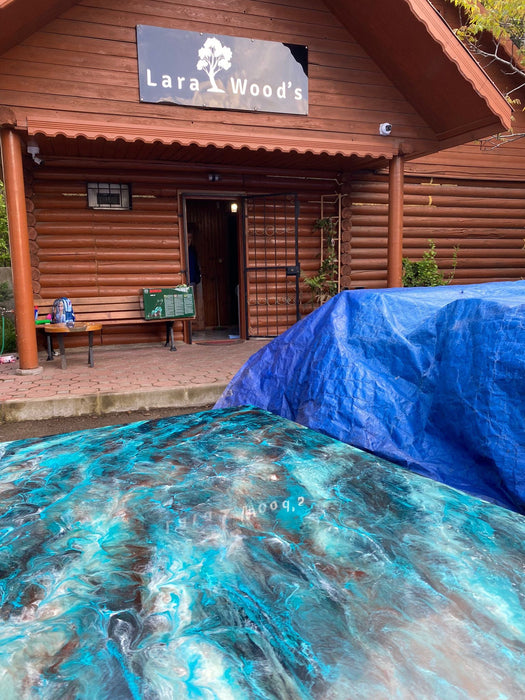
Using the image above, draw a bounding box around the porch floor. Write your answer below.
[0,338,269,426]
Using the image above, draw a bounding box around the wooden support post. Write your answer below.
[0,128,41,371]
[387,154,404,288]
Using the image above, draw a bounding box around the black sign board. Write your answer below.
[143,287,195,320]
[137,25,308,115]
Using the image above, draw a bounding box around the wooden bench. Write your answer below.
[33,295,188,352]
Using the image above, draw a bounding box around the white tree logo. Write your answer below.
[197,37,232,93]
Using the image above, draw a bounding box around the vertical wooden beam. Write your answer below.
[0,128,41,371]
[387,154,404,288]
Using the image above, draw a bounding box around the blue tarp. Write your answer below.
[217,281,525,513]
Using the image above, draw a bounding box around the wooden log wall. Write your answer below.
[27,161,341,343]
[346,174,525,289]
[27,165,183,345]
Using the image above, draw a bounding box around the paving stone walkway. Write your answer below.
[0,340,268,422]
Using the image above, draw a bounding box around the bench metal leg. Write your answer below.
[165,321,176,351]
[57,334,66,369]
[46,335,53,361]
[88,331,95,367]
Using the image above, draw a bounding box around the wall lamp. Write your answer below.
[208,173,220,182]
[27,140,43,165]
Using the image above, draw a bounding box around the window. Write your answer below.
[87,183,131,210]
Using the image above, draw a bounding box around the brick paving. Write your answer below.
[0,339,269,421]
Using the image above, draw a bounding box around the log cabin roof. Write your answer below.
[324,0,511,145]
[0,0,513,166]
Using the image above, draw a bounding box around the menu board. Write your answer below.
[142,287,195,320]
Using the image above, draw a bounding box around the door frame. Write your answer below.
[181,192,246,339]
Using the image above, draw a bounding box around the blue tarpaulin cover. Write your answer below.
[217,281,525,513]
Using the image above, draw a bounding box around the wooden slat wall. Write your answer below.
[346,174,525,289]
[405,139,525,182]
[27,162,340,342]
[0,0,436,153]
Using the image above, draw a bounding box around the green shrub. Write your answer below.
[0,314,16,354]
[0,281,15,353]
[0,281,12,304]
[402,239,458,287]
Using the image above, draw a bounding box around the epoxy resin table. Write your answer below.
[0,406,524,698]
[44,322,102,368]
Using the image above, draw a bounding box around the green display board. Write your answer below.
[142,287,195,320]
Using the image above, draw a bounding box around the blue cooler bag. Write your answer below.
[51,297,75,326]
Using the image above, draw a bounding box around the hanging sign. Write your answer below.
[136,25,308,115]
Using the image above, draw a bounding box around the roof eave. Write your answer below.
[405,0,512,131]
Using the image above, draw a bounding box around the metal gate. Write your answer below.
[243,193,300,337]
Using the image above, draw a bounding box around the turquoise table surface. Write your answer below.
[0,406,524,699]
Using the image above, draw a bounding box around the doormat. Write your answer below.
[195,338,244,346]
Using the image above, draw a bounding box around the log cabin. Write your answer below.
[0,0,517,370]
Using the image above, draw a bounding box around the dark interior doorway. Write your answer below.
[185,198,240,336]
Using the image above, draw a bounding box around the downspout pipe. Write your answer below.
[0,128,41,373]
[387,154,404,288]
